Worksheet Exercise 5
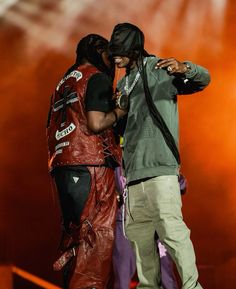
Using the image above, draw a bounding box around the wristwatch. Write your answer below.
[183,62,191,72]
[116,92,129,110]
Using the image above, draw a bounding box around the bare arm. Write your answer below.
[87,108,127,133]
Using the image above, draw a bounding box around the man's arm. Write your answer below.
[156,58,211,94]
[87,108,127,134]
[85,73,127,133]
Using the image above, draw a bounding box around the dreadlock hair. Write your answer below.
[65,34,115,80]
[110,23,180,163]
[136,31,180,164]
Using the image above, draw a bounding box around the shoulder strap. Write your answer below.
[140,61,180,164]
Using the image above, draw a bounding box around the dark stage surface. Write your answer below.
[0,0,236,288]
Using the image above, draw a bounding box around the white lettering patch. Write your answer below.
[55,141,70,151]
[55,149,63,155]
[56,70,83,91]
[55,123,76,140]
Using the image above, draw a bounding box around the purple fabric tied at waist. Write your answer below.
[116,167,187,196]
[115,166,126,194]
[178,173,187,195]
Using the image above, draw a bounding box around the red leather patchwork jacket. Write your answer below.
[47,63,121,171]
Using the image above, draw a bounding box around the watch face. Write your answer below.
[119,94,128,109]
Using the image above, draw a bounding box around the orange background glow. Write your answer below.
[0,0,236,288]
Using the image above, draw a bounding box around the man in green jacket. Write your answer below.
[109,23,210,289]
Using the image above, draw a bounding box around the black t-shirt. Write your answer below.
[85,72,118,168]
[85,73,115,112]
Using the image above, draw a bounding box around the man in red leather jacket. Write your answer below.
[46,34,126,289]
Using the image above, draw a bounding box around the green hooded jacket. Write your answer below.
[117,56,210,183]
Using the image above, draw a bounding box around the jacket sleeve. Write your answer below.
[173,61,211,94]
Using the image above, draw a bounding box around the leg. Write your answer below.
[157,240,178,289]
[53,166,92,287]
[53,166,91,231]
[112,208,136,289]
[144,176,203,289]
[69,167,118,289]
[125,183,161,289]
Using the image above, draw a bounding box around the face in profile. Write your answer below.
[101,50,112,69]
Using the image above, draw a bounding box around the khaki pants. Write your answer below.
[125,175,203,289]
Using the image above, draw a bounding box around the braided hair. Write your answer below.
[65,34,114,79]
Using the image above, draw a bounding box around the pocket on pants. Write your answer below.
[145,176,181,215]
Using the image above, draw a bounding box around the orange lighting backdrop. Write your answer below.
[0,0,236,288]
